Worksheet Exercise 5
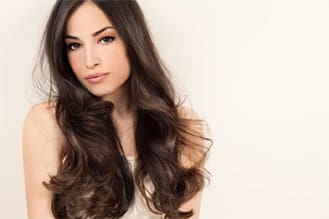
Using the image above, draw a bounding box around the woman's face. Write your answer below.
[64,1,130,102]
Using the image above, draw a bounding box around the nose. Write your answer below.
[85,47,100,69]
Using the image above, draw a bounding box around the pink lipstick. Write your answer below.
[85,73,109,84]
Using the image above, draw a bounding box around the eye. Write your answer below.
[66,43,81,51]
[100,36,116,44]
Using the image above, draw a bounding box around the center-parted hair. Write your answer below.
[33,0,212,218]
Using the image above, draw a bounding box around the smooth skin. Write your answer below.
[22,1,204,219]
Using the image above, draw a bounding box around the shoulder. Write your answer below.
[22,99,62,218]
[22,100,65,175]
[23,100,63,141]
[176,105,206,167]
[177,105,204,135]
[176,106,207,217]
[177,105,201,121]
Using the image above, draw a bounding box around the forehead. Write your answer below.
[66,1,113,35]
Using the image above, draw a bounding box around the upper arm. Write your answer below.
[177,106,207,219]
[22,102,64,219]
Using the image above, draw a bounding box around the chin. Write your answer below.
[87,86,116,97]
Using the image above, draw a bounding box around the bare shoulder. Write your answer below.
[25,100,63,140]
[177,105,204,136]
[22,100,64,177]
[176,106,206,218]
[177,105,206,168]
[22,100,64,218]
[177,105,201,120]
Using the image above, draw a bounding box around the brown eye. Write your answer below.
[100,36,115,44]
[67,43,81,51]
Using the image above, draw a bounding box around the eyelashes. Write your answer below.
[100,36,115,44]
[66,42,80,51]
[66,36,116,51]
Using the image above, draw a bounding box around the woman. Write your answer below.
[22,0,212,218]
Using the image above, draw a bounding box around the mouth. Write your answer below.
[85,72,109,79]
[85,72,109,84]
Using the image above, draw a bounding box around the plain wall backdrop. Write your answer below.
[0,0,328,218]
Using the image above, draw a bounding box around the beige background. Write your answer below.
[1,0,328,218]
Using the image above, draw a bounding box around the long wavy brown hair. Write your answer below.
[32,0,212,218]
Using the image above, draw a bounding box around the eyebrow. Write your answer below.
[65,26,114,40]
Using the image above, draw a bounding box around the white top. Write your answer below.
[120,156,164,219]
[79,156,164,219]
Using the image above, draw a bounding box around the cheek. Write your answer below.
[67,55,83,77]
[109,49,130,76]
[66,45,130,80]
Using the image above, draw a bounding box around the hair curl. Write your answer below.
[33,0,212,218]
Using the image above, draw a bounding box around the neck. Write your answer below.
[101,81,136,122]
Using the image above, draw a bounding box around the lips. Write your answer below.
[85,72,109,84]
[85,72,109,79]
